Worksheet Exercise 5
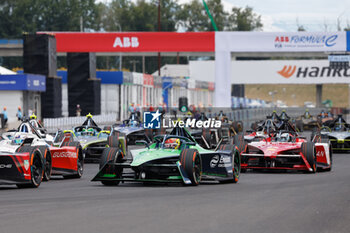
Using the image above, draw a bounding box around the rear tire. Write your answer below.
[301,142,317,173]
[180,149,201,186]
[99,147,124,186]
[16,149,43,188]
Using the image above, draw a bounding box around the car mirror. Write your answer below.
[135,140,150,149]
[184,141,196,146]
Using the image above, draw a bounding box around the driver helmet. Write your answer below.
[278,132,290,142]
[164,138,181,149]
[13,134,23,144]
[130,120,138,127]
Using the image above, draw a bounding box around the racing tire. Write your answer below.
[232,134,247,154]
[180,149,201,186]
[99,147,124,186]
[219,145,241,183]
[16,145,51,181]
[63,142,84,179]
[16,148,43,188]
[107,135,119,148]
[301,142,317,173]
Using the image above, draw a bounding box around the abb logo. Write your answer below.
[277,65,296,78]
[113,37,139,48]
[275,36,289,42]
[53,152,77,158]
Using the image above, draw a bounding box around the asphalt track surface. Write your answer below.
[1,141,350,233]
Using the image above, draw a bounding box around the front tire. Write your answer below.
[180,149,201,186]
[301,142,317,173]
[99,147,124,186]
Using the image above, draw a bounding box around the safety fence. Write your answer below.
[43,108,328,133]
[43,114,117,133]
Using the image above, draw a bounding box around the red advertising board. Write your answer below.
[143,74,154,87]
[40,32,215,53]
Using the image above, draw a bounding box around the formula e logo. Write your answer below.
[143,110,161,129]
[277,65,296,78]
[53,152,77,158]
[113,37,139,48]
[210,155,220,168]
[0,164,12,169]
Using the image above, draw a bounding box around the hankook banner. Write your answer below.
[232,60,350,84]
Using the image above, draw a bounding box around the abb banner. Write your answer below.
[50,32,215,52]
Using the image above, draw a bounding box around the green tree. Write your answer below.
[226,6,263,31]
[177,0,227,31]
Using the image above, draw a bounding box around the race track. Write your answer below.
[1,146,350,233]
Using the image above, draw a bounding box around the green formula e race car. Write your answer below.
[92,127,241,186]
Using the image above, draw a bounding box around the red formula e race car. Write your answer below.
[241,122,332,173]
[0,121,83,188]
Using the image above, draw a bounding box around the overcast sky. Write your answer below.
[223,0,350,32]
[98,0,350,32]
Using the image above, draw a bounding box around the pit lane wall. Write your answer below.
[43,107,332,133]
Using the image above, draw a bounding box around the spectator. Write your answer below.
[76,104,82,117]
[16,106,22,121]
[2,107,8,126]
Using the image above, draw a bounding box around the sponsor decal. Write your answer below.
[277,65,350,78]
[113,37,139,48]
[274,34,338,49]
[0,164,12,169]
[210,155,231,168]
[316,150,325,157]
[278,65,296,78]
[210,155,220,168]
[52,151,77,158]
[24,160,29,170]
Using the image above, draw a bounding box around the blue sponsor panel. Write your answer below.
[0,74,45,91]
[57,70,123,84]
[26,74,46,91]
[347,31,350,51]
[162,77,172,107]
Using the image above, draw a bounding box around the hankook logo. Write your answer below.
[277,65,350,79]
[277,65,296,78]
